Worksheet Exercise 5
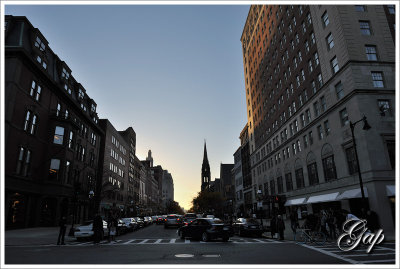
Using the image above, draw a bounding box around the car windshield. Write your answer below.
[167,215,177,219]
[209,219,224,224]
[245,218,259,224]
[185,213,196,218]
[82,221,93,226]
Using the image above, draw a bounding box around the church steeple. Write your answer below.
[201,141,211,191]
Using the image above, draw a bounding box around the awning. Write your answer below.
[336,187,368,200]
[284,198,306,206]
[386,185,395,196]
[306,192,339,204]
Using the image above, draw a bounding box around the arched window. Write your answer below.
[294,158,305,189]
[321,144,337,181]
[306,152,319,185]
[284,163,293,192]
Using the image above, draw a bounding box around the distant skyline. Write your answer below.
[4,4,250,210]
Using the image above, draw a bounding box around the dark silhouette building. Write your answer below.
[201,142,211,191]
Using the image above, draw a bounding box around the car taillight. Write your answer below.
[177,218,180,221]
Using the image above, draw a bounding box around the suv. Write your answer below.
[164,214,183,228]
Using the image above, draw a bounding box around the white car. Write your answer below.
[74,220,109,240]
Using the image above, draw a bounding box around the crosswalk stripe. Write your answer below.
[138,239,149,244]
[154,239,162,244]
[362,259,396,263]
[253,239,266,243]
[185,239,190,244]
[169,239,176,243]
[122,239,136,244]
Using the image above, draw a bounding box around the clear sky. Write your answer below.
[5,4,249,210]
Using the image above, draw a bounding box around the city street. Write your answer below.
[5,223,395,265]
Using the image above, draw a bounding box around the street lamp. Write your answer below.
[257,189,264,229]
[349,115,371,210]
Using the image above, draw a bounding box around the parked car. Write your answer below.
[183,213,197,225]
[121,218,138,232]
[156,216,165,225]
[145,216,153,225]
[116,219,128,235]
[151,216,158,222]
[74,220,109,241]
[232,218,263,237]
[164,214,183,228]
[134,217,145,228]
[178,218,233,242]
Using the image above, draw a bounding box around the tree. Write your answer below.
[191,191,225,217]
[165,200,184,215]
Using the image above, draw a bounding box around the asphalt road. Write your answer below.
[5,223,395,265]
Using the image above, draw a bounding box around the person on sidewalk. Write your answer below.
[57,216,67,245]
[270,214,277,239]
[290,210,298,239]
[93,214,103,244]
[276,215,285,240]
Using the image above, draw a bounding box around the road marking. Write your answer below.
[169,239,176,244]
[202,254,220,258]
[300,243,358,264]
[137,239,149,244]
[154,239,162,244]
[200,241,206,243]
[362,259,396,263]
[341,253,395,257]
[175,254,194,258]
[122,239,136,244]
[185,239,190,244]
[253,239,266,243]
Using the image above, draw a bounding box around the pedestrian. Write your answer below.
[366,210,380,232]
[327,209,336,240]
[290,210,298,239]
[320,210,328,237]
[108,216,117,242]
[57,215,67,245]
[276,215,285,240]
[93,214,103,244]
[270,214,277,239]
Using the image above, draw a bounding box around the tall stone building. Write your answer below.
[201,142,211,191]
[240,5,395,237]
[4,15,102,228]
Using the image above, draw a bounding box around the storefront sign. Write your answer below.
[337,219,384,253]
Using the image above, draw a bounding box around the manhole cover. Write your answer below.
[175,254,194,258]
[202,254,220,258]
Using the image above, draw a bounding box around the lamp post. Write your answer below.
[257,189,264,229]
[349,115,371,210]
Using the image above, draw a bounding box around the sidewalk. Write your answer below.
[4,226,77,246]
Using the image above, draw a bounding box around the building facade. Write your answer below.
[5,16,102,229]
[162,170,174,207]
[233,147,244,216]
[240,5,395,237]
[98,119,129,216]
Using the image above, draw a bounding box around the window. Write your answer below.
[61,68,70,80]
[371,72,384,88]
[340,108,349,126]
[378,100,391,116]
[292,143,297,155]
[365,45,377,61]
[335,82,344,99]
[317,73,323,88]
[359,21,371,35]
[387,5,395,14]
[295,120,299,132]
[355,5,366,12]
[49,159,61,181]
[68,131,74,149]
[297,140,302,152]
[306,109,311,123]
[324,120,330,135]
[326,33,334,50]
[30,80,41,101]
[36,55,47,69]
[277,176,283,193]
[318,125,324,139]
[386,141,395,169]
[310,32,316,45]
[311,80,317,94]
[303,89,308,101]
[308,60,313,73]
[56,103,61,116]
[322,11,329,27]
[345,147,358,175]
[307,13,312,25]
[65,161,71,184]
[64,84,71,95]
[23,110,37,135]
[331,56,339,73]
[322,155,337,181]
[16,146,31,176]
[34,36,45,52]
[270,180,276,195]
[78,89,85,99]
[54,126,65,145]
[314,102,320,117]
[309,131,314,145]
[308,162,319,185]
[313,53,320,67]
[295,168,305,189]
[285,173,293,192]
[320,96,327,112]
[303,135,309,148]
[305,40,310,53]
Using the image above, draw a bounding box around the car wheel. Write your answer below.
[201,232,209,242]
[180,231,185,239]
[222,236,229,242]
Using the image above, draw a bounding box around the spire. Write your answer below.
[203,141,208,163]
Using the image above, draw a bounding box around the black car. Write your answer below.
[134,217,145,228]
[232,218,263,237]
[183,213,197,225]
[178,218,233,242]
